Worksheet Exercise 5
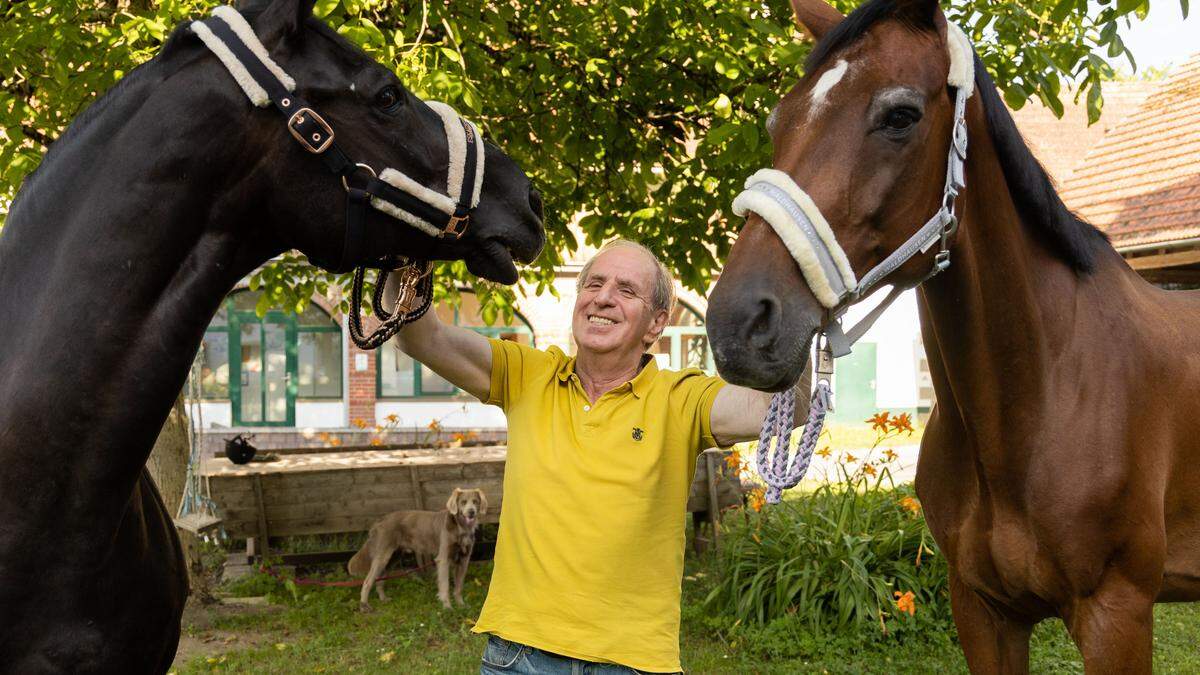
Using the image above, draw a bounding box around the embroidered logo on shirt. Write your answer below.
[632,427,644,441]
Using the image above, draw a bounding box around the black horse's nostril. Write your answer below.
[528,187,544,221]
[747,296,781,352]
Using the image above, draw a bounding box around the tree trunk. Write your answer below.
[146,390,190,517]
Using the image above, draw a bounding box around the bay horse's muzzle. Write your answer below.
[707,267,821,392]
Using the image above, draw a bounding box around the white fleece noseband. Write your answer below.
[734,24,976,356]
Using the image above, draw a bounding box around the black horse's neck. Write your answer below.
[0,52,279,529]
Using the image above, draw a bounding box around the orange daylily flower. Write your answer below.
[369,438,384,447]
[890,412,914,435]
[815,446,832,459]
[385,413,399,423]
[883,449,899,462]
[899,496,922,515]
[427,420,442,432]
[844,453,858,464]
[894,590,916,616]
[724,450,742,471]
[867,411,890,432]
[329,438,342,447]
[863,464,877,477]
[352,418,368,429]
[748,488,766,513]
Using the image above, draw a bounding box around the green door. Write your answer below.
[230,310,297,426]
[829,343,877,423]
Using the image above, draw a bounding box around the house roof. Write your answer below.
[1057,54,1200,250]
[1011,80,1155,185]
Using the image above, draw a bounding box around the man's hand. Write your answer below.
[710,360,813,446]
[384,275,493,401]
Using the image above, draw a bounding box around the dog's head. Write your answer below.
[446,488,487,528]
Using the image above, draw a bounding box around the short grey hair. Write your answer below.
[577,239,676,317]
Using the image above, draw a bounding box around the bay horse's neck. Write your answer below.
[0,60,277,524]
[915,112,1131,471]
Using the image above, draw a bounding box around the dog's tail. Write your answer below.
[347,544,371,577]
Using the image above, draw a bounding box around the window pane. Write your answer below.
[297,331,342,397]
[211,304,228,326]
[199,331,229,398]
[420,362,455,394]
[239,323,263,422]
[378,343,415,396]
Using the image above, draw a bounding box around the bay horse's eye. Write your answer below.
[882,107,921,135]
[374,86,403,114]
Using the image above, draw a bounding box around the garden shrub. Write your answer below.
[704,414,954,648]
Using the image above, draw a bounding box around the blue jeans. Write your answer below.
[479,634,674,675]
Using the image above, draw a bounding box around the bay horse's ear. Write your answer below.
[892,0,941,29]
[788,0,844,41]
[248,0,317,44]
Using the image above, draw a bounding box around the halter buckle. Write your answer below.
[288,107,335,154]
[442,213,469,239]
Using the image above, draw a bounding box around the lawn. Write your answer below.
[173,557,1200,674]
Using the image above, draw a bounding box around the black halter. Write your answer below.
[193,8,482,347]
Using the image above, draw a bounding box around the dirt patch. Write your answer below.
[172,596,281,668]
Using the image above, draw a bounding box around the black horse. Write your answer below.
[0,0,543,670]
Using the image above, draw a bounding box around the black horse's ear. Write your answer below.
[249,0,317,44]
[892,0,941,28]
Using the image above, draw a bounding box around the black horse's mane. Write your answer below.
[805,0,1108,273]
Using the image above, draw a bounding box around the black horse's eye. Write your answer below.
[374,86,403,113]
[882,107,920,133]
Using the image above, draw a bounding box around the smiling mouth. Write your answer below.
[587,315,617,326]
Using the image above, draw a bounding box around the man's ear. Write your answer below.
[644,308,669,347]
[445,489,461,515]
[476,490,488,515]
[244,0,316,46]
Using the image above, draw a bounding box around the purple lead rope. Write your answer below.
[756,353,834,504]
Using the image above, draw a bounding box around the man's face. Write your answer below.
[573,247,667,358]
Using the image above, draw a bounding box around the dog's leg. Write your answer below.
[437,538,452,609]
[360,550,391,613]
[453,546,471,606]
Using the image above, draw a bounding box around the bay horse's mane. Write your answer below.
[804,0,1109,273]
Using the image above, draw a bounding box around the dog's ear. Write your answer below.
[476,490,488,515]
[445,488,461,515]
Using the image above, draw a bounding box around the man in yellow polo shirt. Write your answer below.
[387,240,799,673]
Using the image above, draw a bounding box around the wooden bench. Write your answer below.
[203,445,743,562]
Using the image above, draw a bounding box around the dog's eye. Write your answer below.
[375,86,404,114]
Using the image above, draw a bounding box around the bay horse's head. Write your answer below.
[181,0,543,283]
[707,0,972,390]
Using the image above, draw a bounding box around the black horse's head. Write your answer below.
[185,0,544,283]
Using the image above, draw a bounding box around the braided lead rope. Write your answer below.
[756,380,833,504]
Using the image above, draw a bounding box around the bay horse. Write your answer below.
[0,0,543,671]
[705,0,1200,671]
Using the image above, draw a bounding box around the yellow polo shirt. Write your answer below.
[472,339,726,672]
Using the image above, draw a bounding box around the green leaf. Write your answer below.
[313,0,340,19]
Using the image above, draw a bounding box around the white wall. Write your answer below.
[190,401,232,428]
[375,400,507,429]
[296,401,346,428]
[841,288,922,409]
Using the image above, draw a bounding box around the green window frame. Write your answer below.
[194,292,342,402]
[377,300,534,399]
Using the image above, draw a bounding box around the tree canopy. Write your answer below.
[1,0,1184,316]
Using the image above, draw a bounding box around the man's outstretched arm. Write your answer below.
[709,362,813,446]
[383,276,493,402]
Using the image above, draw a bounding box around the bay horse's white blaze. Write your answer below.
[808,59,850,116]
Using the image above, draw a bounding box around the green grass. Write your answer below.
[174,559,1200,674]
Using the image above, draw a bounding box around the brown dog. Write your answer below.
[348,488,487,611]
